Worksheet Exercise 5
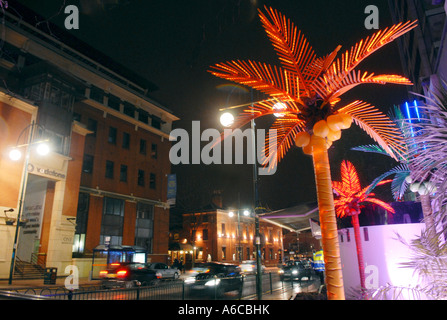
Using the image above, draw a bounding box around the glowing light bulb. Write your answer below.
[220,112,234,127]
[36,143,50,156]
[273,102,287,117]
[9,149,22,161]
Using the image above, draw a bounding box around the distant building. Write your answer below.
[388,0,447,94]
[171,192,284,268]
[0,5,177,278]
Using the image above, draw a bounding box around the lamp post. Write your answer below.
[8,121,50,284]
[219,91,267,300]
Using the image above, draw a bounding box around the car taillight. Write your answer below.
[117,270,128,278]
[99,270,108,277]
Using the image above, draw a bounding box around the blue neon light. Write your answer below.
[413,100,420,120]
[405,102,412,123]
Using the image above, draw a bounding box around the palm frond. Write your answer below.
[229,99,301,131]
[340,160,361,194]
[338,100,406,160]
[326,21,418,81]
[260,116,306,166]
[258,6,315,96]
[351,144,390,156]
[312,71,412,104]
[363,197,395,213]
[209,60,302,102]
[366,163,410,199]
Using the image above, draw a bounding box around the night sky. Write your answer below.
[13,0,408,215]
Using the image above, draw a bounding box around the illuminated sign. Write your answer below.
[27,163,66,180]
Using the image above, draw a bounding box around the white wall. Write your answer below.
[339,223,426,298]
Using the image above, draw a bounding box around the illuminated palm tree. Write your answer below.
[332,160,394,292]
[353,104,437,235]
[209,6,416,299]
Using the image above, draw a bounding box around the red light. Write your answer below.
[99,270,108,277]
[117,270,128,278]
[111,263,121,266]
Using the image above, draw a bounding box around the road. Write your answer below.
[0,272,320,300]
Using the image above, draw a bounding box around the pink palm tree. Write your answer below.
[332,160,395,291]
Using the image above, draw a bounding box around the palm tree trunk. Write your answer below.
[351,213,366,292]
[311,137,345,300]
[420,194,435,238]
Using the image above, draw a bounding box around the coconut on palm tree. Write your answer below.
[209,6,416,299]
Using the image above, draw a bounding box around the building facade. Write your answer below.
[174,209,284,268]
[0,7,177,278]
[388,0,447,94]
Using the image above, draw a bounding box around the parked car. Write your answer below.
[147,262,180,279]
[99,262,161,288]
[279,260,313,282]
[239,260,266,275]
[185,262,244,298]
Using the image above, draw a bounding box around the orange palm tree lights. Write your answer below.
[209,6,416,299]
[332,160,394,292]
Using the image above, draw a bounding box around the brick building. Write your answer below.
[0,6,177,278]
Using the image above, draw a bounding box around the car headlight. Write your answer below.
[205,279,221,286]
[184,277,196,284]
[278,269,284,274]
[292,270,298,275]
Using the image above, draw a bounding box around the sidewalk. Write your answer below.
[0,277,101,290]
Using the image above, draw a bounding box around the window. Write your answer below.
[137,169,145,186]
[105,160,114,179]
[149,173,156,189]
[221,223,226,236]
[123,103,135,118]
[82,154,94,173]
[120,165,128,182]
[135,203,154,252]
[222,247,226,260]
[73,192,89,254]
[140,139,147,155]
[138,111,149,124]
[108,127,117,144]
[363,228,369,241]
[73,112,81,122]
[203,229,208,240]
[151,116,161,129]
[50,86,61,105]
[122,132,130,149]
[90,86,104,104]
[100,197,124,246]
[108,95,120,111]
[87,118,97,137]
[151,143,158,159]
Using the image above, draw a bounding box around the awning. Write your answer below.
[258,202,320,233]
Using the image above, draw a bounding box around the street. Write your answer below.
[0,272,321,300]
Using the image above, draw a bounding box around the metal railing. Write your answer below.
[0,272,319,300]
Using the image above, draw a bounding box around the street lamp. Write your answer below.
[220,112,234,127]
[272,102,287,118]
[7,121,50,284]
[219,91,268,300]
